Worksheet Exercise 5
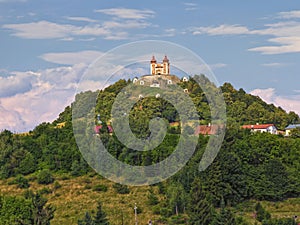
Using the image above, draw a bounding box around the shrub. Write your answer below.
[113,183,130,194]
[53,181,62,190]
[37,169,54,185]
[38,187,52,195]
[92,184,108,192]
[13,175,30,189]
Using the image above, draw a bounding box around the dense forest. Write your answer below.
[0,76,300,224]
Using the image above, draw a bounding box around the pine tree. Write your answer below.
[78,212,94,225]
[211,197,236,225]
[31,193,55,225]
[188,177,214,225]
[94,201,109,225]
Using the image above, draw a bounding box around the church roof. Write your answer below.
[163,55,169,62]
[151,55,157,63]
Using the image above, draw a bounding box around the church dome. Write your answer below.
[150,55,157,63]
[163,55,169,62]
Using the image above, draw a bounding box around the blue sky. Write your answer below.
[0,0,300,132]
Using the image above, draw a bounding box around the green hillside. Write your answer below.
[0,76,300,224]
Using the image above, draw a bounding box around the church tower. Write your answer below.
[150,56,157,75]
[163,55,170,75]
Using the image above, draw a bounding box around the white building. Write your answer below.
[285,124,300,136]
[242,123,278,134]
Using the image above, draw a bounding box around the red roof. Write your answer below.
[94,125,113,134]
[194,125,221,135]
[241,124,275,129]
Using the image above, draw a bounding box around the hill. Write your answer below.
[0,76,300,224]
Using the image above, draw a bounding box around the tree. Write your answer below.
[255,202,270,222]
[94,201,109,225]
[31,192,55,225]
[211,197,236,225]
[18,152,37,175]
[37,169,54,185]
[78,212,95,225]
[167,182,187,215]
[188,177,214,225]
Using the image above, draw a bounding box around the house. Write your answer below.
[241,123,277,134]
[194,124,221,135]
[285,124,300,136]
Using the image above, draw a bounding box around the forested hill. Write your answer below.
[0,76,300,225]
[58,76,299,130]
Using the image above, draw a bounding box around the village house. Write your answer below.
[194,124,221,135]
[241,123,278,134]
[285,124,300,136]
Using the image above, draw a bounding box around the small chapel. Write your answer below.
[150,55,170,75]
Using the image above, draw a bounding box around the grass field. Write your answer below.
[1,173,300,225]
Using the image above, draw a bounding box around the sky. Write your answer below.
[0,0,300,132]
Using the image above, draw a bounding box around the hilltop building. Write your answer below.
[133,56,181,88]
[150,55,170,75]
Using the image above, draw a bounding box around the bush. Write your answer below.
[92,184,108,192]
[37,169,54,185]
[38,187,52,195]
[53,181,62,190]
[113,183,130,194]
[12,175,30,189]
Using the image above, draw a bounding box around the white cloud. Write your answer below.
[95,8,155,19]
[3,18,152,40]
[210,63,227,69]
[103,20,150,29]
[0,71,38,97]
[249,36,300,54]
[164,28,177,37]
[184,2,197,11]
[190,24,250,36]
[261,62,287,67]
[0,64,88,132]
[250,88,300,115]
[3,21,81,39]
[66,16,98,23]
[40,50,104,65]
[187,13,300,55]
[277,10,300,19]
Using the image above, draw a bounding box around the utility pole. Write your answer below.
[134,203,138,225]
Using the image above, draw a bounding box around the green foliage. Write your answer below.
[53,181,62,190]
[255,203,271,222]
[31,192,55,225]
[167,182,187,215]
[0,192,55,225]
[78,201,109,225]
[211,198,236,225]
[37,169,54,185]
[188,178,214,225]
[78,212,94,225]
[112,183,130,194]
[0,78,300,224]
[147,188,159,206]
[92,184,108,192]
[0,195,32,225]
[94,201,110,225]
[13,175,30,189]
